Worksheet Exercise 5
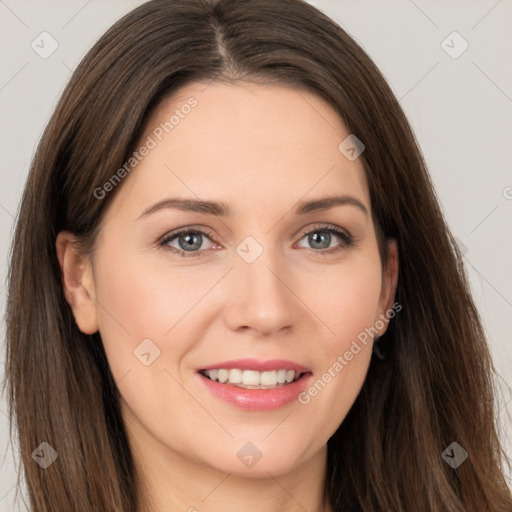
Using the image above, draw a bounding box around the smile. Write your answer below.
[199,368,304,389]
[196,358,312,411]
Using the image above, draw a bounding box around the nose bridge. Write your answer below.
[225,234,297,335]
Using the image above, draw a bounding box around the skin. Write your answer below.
[57,81,399,512]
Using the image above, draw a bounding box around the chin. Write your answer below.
[196,440,311,478]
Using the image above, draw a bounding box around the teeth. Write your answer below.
[228,368,242,384]
[260,370,277,386]
[202,368,302,388]
[244,370,260,386]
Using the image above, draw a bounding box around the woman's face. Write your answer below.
[61,81,398,477]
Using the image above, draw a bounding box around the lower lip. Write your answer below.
[197,372,312,411]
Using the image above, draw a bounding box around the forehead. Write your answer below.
[109,81,370,219]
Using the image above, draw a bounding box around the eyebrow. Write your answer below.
[138,194,368,219]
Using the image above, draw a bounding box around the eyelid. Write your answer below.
[293,223,354,256]
[158,225,219,257]
[295,222,352,241]
[158,222,354,257]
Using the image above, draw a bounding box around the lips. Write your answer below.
[196,358,312,411]
[199,358,310,372]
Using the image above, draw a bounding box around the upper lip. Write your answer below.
[198,358,310,373]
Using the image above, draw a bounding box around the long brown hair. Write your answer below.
[4,0,511,510]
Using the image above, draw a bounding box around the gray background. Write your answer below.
[1,0,511,509]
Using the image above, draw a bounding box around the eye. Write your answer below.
[159,223,354,258]
[295,224,354,255]
[159,228,217,258]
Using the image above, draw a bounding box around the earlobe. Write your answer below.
[56,231,99,335]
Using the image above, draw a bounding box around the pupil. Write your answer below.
[179,233,201,251]
[310,231,330,249]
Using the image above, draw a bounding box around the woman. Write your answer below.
[4,0,511,510]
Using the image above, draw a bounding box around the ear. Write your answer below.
[56,231,99,335]
[376,238,399,336]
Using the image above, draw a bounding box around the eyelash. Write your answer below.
[158,223,354,258]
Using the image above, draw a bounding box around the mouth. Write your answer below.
[198,368,307,389]
[195,358,313,410]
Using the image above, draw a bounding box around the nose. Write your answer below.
[223,250,299,337]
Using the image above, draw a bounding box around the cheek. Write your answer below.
[293,252,383,435]
[304,251,384,345]
[91,250,212,439]
[91,247,231,385]
[91,249,197,377]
